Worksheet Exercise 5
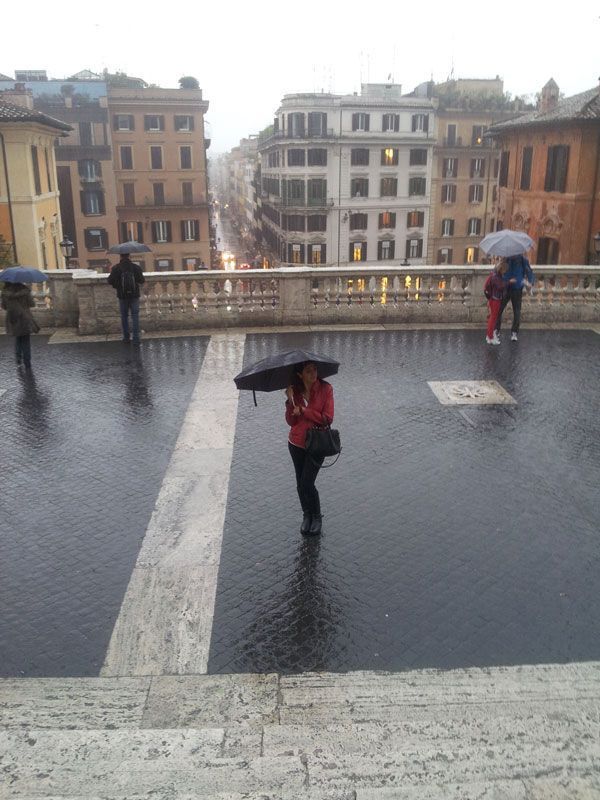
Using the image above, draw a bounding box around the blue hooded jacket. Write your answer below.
[504,255,535,290]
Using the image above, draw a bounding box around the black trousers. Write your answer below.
[496,287,523,334]
[288,442,324,516]
[15,335,31,366]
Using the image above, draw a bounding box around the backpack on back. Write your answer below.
[121,267,137,298]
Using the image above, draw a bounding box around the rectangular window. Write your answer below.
[408,176,426,196]
[81,190,104,215]
[381,148,399,166]
[174,115,194,131]
[438,247,453,264]
[352,112,370,132]
[182,181,193,204]
[123,182,135,206]
[288,242,305,263]
[79,121,93,146]
[44,148,52,192]
[350,213,368,230]
[31,146,41,195]
[378,239,395,260]
[267,151,280,168]
[287,148,305,166]
[307,214,327,232]
[464,246,479,263]
[499,151,510,187]
[307,178,327,205]
[180,146,192,169]
[114,114,134,131]
[406,210,424,228]
[446,124,457,146]
[378,211,396,229]
[183,257,200,270]
[153,183,165,205]
[120,145,133,170]
[469,184,484,203]
[307,112,327,136]
[411,114,429,133]
[441,218,454,237]
[470,157,486,178]
[79,159,101,181]
[308,243,326,264]
[350,241,367,262]
[155,258,174,270]
[181,220,200,241]
[382,113,400,132]
[307,148,327,166]
[351,177,369,197]
[144,114,165,132]
[84,228,107,251]
[467,217,482,236]
[120,221,143,243]
[520,146,533,190]
[288,112,305,137]
[538,237,559,264]
[472,125,485,146]
[442,184,457,203]
[351,148,369,166]
[406,238,423,259]
[287,179,305,203]
[151,221,171,243]
[494,158,500,178]
[409,148,427,166]
[381,177,398,197]
[443,157,457,178]
[544,145,569,192]
[150,146,163,169]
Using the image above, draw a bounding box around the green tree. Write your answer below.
[179,76,200,89]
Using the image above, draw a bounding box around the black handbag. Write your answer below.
[305,425,342,467]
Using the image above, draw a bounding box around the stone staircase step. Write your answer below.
[356,776,600,799]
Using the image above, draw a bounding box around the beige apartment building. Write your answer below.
[109,85,211,271]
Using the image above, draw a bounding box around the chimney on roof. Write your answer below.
[539,78,559,113]
[0,82,34,109]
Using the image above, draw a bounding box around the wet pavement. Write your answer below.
[1,327,599,678]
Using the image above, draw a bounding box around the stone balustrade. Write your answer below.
[1,265,599,335]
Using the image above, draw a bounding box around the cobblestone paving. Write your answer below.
[0,335,208,677]
[208,329,600,674]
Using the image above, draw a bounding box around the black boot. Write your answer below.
[300,512,312,535]
[308,514,322,535]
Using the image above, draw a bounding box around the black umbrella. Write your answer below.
[234,348,339,405]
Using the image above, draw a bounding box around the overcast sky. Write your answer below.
[3,0,599,153]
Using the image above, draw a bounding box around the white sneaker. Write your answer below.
[511,332,518,341]
[486,336,501,345]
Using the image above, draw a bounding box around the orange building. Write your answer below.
[488,80,600,264]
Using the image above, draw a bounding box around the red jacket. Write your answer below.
[285,379,334,448]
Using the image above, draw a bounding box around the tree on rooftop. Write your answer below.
[179,76,200,89]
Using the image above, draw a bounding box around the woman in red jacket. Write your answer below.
[285,361,335,536]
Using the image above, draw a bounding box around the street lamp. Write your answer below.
[594,232,600,264]
[59,237,74,268]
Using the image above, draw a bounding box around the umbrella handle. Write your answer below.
[253,389,257,407]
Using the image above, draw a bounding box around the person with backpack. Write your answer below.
[483,259,508,345]
[107,254,145,343]
[495,253,535,342]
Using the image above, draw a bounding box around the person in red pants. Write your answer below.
[483,260,508,345]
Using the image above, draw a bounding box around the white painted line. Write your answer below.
[101,332,245,677]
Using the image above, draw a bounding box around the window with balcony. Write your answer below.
[286,179,305,204]
[307,214,327,232]
[307,112,327,136]
[79,121,93,146]
[441,183,456,203]
[308,243,326,264]
[378,240,395,260]
[144,114,165,131]
[267,151,280,168]
[288,112,305,137]
[446,124,457,146]
[408,176,426,196]
[441,218,454,237]
[114,114,134,131]
[153,183,165,205]
[443,157,458,178]
[520,146,533,190]
[350,241,367,262]
[79,159,101,181]
[123,182,135,206]
[175,115,194,131]
[307,178,327,205]
[409,148,427,166]
[120,146,133,170]
[182,181,193,204]
[151,220,171,243]
[351,148,369,166]
[31,146,41,195]
[438,247,453,264]
[382,113,400,132]
[80,190,104,215]
[288,148,305,166]
[120,221,143,243]
[381,148,399,166]
[469,184,484,203]
[470,157,485,178]
[411,114,429,132]
[350,213,368,230]
[544,145,569,192]
[351,177,369,197]
[381,177,398,197]
[407,210,424,228]
[472,125,485,146]
[181,220,200,241]
[406,238,423,258]
[180,146,192,169]
[467,217,482,236]
[352,112,370,132]
[499,151,510,187]
[378,211,396,229]
[307,148,327,166]
[84,228,108,251]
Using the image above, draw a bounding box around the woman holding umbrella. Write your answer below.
[0,267,44,369]
[285,361,334,536]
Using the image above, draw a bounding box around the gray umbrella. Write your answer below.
[479,230,534,257]
[107,241,152,254]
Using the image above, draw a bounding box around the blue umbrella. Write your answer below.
[0,266,47,283]
[107,241,152,254]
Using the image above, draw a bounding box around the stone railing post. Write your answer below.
[278,268,312,325]
[46,270,80,327]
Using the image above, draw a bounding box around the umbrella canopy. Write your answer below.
[234,349,339,393]
[479,229,535,258]
[107,241,152,255]
[0,266,47,283]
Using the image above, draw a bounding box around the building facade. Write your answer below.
[0,92,70,268]
[259,84,436,267]
[488,80,600,264]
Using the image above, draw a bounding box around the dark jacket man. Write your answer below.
[107,256,145,298]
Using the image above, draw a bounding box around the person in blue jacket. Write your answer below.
[495,253,535,341]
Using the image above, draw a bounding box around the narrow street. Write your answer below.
[213,205,257,271]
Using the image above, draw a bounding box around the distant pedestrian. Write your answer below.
[483,259,508,345]
[286,361,334,536]
[1,282,40,369]
[107,254,145,343]
[495,253,535,342]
